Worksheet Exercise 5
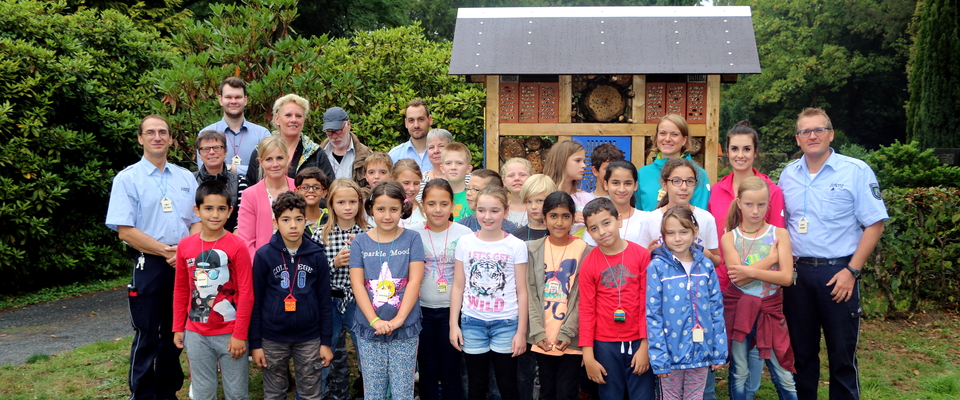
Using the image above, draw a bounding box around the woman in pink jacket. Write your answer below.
[707,120,786,293]
[238,135,296,258]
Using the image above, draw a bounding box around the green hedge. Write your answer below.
[148,0,486,168]
[0,0,175,293]
[863,187,960,316]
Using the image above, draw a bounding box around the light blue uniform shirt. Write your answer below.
[197,118,271,176]
[778,149,888,259]
[388,140,433,173]
[105,157,200,245]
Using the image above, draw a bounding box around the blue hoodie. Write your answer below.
[250,232,333,349]
[645,244,727,375]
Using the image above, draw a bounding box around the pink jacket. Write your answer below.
[237,177,296,259]
[707,169,785,291]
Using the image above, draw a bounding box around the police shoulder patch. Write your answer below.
[869,183,882,200]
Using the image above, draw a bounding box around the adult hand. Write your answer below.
[164,245,178,267]
[827,268,857,303]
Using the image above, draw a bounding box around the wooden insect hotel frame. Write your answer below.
[449,6,761,184]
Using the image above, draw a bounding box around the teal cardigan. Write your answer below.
[634,153,711,211]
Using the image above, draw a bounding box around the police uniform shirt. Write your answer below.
[106,157,200,245]
[197,118,271,176]
[778,149,888,259]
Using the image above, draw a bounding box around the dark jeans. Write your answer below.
[784,259,861,400]
[535,353,581,400]
[465,352,519,400]
[128,253,183,400]
[419,307,462,400]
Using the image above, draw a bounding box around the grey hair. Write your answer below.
[426,128,453,143]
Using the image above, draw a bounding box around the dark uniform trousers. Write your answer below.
[128,252,184,400]
[783,258,861,400]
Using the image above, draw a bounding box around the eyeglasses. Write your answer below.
[140,130,170,137]
[198,145,224,153]
[667,178,697,187]
[466,187,483,193]
[298,185,324,192]
[796,127,830,138]
[325,129,345,136]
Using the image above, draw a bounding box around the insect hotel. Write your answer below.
[449,6,761,188]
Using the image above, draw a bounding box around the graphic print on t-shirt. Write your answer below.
[187,249,237,323]
[467,256,507,313]
[599,262,637,289]
[544,258,577,320]
[366,261,408,309]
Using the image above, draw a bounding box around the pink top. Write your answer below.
[237,177,296,259]
[707,169,785,291]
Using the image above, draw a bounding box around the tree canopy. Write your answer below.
[906,0,960,148]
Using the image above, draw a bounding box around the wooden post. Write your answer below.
[559,75,572,123]
[486,75,501,171]
[705,74,721,184]
[632,74,647,170]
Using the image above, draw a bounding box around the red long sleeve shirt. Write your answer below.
[578,241,651,347]
[173,232,254,340]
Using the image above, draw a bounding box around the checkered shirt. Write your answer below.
[316,222,366,314]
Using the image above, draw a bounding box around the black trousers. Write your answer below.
[783,260,861,400]
[535,353,582,400]
[465,351,519,400]
[128,252,183,400]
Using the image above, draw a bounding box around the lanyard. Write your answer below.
[149,168,168,198]
[227,125,245,158]
[280,251,301,295]
[426,222,451,277]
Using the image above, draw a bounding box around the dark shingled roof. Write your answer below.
[449,6,761,75]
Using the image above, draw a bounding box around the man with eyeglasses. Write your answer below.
[779,107,887,400]
[319,107,371,180]
[197,77,271,177]
[106,115,200,400]
[194,130,242,231]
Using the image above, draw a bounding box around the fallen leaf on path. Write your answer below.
[913,370,920,375]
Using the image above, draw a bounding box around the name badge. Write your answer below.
[196,272,208,287]
[436,275,448,293]
[798,217,809,234]
[232,155,241,166]
[161,197,173,213]
[692,325,704,343]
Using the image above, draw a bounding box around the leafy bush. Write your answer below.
[865,187,960,315]
[149,0,486,167]
[865,141,960,188]
[0,0,175,293]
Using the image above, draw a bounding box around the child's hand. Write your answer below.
[511,332,527,357]
[319,345,333,367]
[372,319,392,335]
[727,263,754,285]
[630,344,650,375]
[554,340,570,352]
[584,357,607,384]
[574,211,585,224]
[173,332,184,349]
[388,317,406,334]
[536,339,553,352]
[647,238,662,252]
[449,325,463,351]
[334,247,351,268]
[228,336,246,359]
[657,373,671,378]
[251,348,267,367]
[711,364,723,371]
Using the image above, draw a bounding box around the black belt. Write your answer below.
[794,255,852,266]
[331,289,346,299]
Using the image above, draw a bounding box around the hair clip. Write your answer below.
[403,198,409,204]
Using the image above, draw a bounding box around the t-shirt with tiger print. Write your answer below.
[454,232,528,321]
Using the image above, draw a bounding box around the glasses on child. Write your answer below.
[667,178,697,187]
[298,185,324,192]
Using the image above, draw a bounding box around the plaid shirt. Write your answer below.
[315,222,365,314]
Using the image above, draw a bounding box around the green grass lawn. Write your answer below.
[1,312,957,399]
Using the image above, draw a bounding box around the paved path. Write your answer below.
[0,286,132,365]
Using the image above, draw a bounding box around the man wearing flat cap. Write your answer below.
[320,107,371,180]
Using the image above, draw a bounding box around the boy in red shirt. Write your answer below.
[579,197,655,400]
[173,180,254,400]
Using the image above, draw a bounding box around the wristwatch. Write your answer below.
[845,266,862,279]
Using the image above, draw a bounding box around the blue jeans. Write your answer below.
[729,338,797,400]
[322,300,357,400]
[460,315,518,355]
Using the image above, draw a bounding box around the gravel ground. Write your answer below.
[0,286,131,365]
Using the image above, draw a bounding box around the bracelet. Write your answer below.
[369,317,381,327]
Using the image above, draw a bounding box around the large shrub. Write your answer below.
[864,141,960,188]
[148,0,485,167]
[865,187,960,315]
[0,0,175,292]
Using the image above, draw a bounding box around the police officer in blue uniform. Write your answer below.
[779,108,888,400]
[106,115,200,400]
